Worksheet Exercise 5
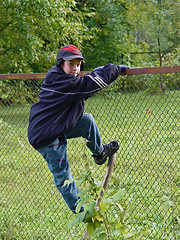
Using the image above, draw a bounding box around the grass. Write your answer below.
[0,89,179,239]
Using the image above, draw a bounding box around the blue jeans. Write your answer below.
[38,113,103,214]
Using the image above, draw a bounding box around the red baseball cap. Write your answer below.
[57,44,86,65]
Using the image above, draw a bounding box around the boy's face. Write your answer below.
[61,58,82,77]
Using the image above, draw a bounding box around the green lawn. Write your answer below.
[0,90,179,239]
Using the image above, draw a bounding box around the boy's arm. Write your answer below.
[66,63,129,102]
[93,65,130,72]
[42,64,130,104]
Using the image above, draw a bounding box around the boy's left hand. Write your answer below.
[119,65,130,72]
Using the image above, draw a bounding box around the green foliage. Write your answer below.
[107,73,180,95]
[0,0,179,74]
[126,0,180,67]
[82,0,128,68]
[160,182,180,239]
[0,79,42,105]
[0,0,96,73]
[67,162,146,239]
[82,0,153,69]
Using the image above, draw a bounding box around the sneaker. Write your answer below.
[93,140,120,165]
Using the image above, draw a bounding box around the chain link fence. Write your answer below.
[0,67,179,239]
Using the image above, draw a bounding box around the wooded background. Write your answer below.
[1,0,179,74]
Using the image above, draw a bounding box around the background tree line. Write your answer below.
[0,0,179,74]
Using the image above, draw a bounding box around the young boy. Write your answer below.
[28,44,129,214]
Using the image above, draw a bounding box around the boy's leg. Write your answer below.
[66,113,120,165]
[65,113,103,155]
[38,137,84,214]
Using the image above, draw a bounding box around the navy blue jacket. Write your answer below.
[28,63,121,149]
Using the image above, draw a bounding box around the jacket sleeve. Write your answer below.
[65,63,120,103]
[41,63,120,104]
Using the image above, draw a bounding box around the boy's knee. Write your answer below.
[83,113,94,124]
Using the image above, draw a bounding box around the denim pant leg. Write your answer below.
[66,113,103,155]
[38,137,83,214]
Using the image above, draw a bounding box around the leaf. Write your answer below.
[95,213,104,223]
[77,189,88,198]
[164,200,174,210]
[76,178,84,185]
[114,202,124,212]
[111,189,125,201]
[104,198,113,204]
[62,179,74,187]
[67,211,86,227]
[115,223,126,233]
[146,109,151,116]
[94,218,102,228]
[96,233,107,240]
[87,221,96,236]
[93,226,106,236]
[161,195,169,201]
[112,229,121,236]
[177,216,180,225]
[67,216,79,228]
[99,201,107,212]
[84,202,96,215]
[124,232,135,239]
[76,201,84,214]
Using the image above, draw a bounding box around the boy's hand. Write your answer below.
[93,64,130,73]
[118,65,130,72]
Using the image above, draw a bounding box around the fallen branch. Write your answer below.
[83,153,117,239]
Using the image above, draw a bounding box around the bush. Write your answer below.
[0,79,42,105]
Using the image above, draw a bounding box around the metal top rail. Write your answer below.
[0,65,179,80]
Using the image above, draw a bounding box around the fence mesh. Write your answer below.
[0,71,179,239]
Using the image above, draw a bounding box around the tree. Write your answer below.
[0,0,96,73]
[126,0,180,67]
[76,0,150,69]
[81,0,137,69]
[1,0,179,73]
